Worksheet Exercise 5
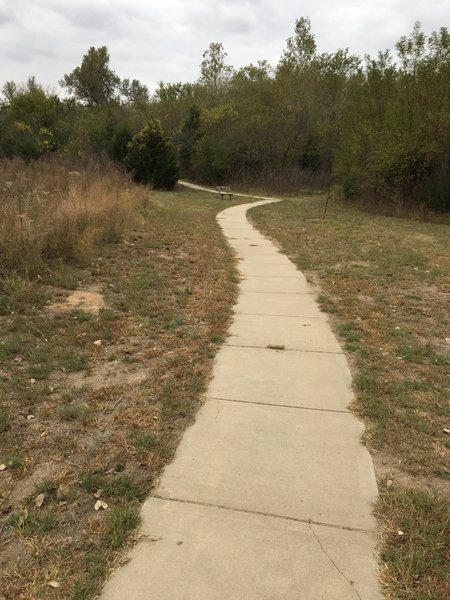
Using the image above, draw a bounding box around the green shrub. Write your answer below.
[125,119,179,190]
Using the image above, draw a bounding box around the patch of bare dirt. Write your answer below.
[56,360,150,391]
[48,285,105,314]
[372,450,450,495]
[8,461,65,504]
[0,539,27,573]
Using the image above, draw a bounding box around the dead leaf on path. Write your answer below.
[47,581,61,588]
[94,500,108,511]
[93,339,102,346]
[0,464,6,471]
[93,489,103,498]
[34,493,46,507]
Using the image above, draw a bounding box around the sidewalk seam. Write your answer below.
[234,291,311,295]
[224,343,342,355]
[237,275,306,278]
[205,396,350,414]
[152,494,373,534]
[233,311,325,319]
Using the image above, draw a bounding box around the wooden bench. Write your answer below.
[216,185,233,200]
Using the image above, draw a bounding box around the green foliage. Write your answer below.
[103,505,140,548]
[281,17,317,66]
[120,78,149,104]
[0,78,69,159]
[199,42,233,93]
[334,23,450,211]
[125,119,179,190]
[134,432,159,457]
[60,350,88,372]
[299,136,321,171]
[179,105,202,177]
[0,23,448,211]
[108,124,133,163]
[197,137,232,183]
[60,46,120,106]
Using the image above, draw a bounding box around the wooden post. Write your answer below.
[322,189,331,220]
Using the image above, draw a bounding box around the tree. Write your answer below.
[60,46,120,106]
[108,123,133,163]
[281,17,317,67]
[154,82,194,102]
[178,105,202,177]
[199,43,233,94]
[333,23,450,210]
[120,78,149,104]
[0,77,68,159]
[125,119,179,190]
[1,81,17,103]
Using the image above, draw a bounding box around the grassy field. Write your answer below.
[250,194,450,600]
[0,166,243,599]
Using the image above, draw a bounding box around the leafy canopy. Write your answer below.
[60,46,120,106]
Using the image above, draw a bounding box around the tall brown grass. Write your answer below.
[0,157,148,277]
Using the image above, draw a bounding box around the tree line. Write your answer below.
[1,18,448,210]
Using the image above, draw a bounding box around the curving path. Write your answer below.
[100,186,382,600]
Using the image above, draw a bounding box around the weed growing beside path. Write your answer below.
[250,196,450,600]
[0,184,241,599]
[0,157,146,280]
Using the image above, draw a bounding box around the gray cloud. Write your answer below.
[0,0,448,92]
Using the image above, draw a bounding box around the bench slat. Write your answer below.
[216,185,233,199]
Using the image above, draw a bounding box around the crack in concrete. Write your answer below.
[309,523,363,600]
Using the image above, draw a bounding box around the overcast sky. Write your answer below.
[0,0,448,94]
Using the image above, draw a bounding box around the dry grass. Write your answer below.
[0,185,244,599]
[250,193,450,600]
[0,157,147,278]
[375,481,449,600]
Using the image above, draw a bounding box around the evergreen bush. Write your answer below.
[125,119,179,190]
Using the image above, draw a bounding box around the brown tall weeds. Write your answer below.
[0,157,148,277]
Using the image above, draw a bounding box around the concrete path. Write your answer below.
[100,192,382,600]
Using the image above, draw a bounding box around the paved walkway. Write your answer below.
[101,192,382,600]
